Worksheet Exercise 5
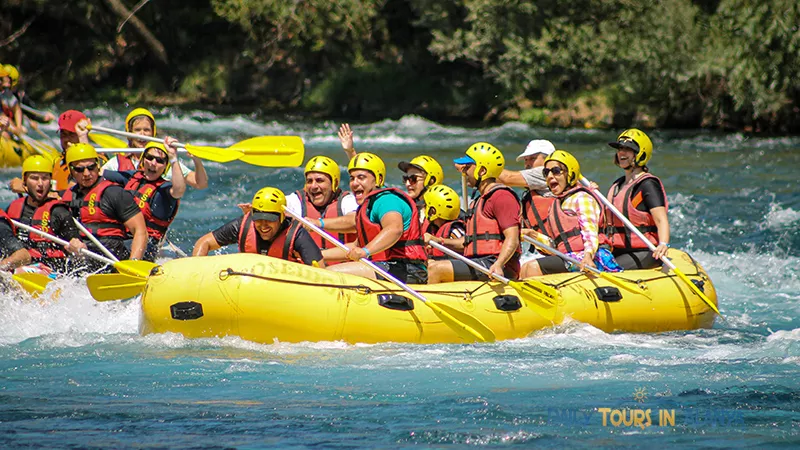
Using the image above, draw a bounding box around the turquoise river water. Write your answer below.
[0,109,798,448]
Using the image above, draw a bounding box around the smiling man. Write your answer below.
[192,187,323,266]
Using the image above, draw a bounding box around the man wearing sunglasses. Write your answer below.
[103,138,186,262]
[397,155,444,223]
[60,144,147,269]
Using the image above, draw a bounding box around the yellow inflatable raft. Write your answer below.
[0,136,56,167]
[139,249,717,344]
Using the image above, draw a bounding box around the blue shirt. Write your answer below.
[103,170,178,221]
[368,191,412,231]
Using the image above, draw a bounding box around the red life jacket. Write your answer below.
[543,186,611,254]
[6,197,67,260]
[520,190,555,233]
[237,212,303,263]
[61,180,127,238]
[294,189,357,249]
[117,154,137,171]
[464,185,522,258]
[422,219,465,260]
[124,171,179,240]
[605,173,668,250]
[0,90,18,120]
[355,188,427,262]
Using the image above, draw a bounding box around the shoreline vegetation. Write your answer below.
[2,0,799,132]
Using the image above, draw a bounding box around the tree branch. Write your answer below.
[101,0,168,65]
[0,17,35,48]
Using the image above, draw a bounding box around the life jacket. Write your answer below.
[6,197,67,261]
[294,189,357,250]
[117,154,137,172]
[520,190,555,233]
[237,212,302,263]
[543,185,611,254]
[0,90,17,119]
[61,180,127,238]
[124,171,178,240]
[422,219,465,260]
[606,173,668,250]
[355,188,427,262]
[464,185,522,258]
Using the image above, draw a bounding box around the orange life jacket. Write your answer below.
[543,186,611,254]
[355,188,427,262]
[61,180,127,238]
[6,197,67,261]
[124,171,178,240]
[294,189,357,249]
[520,190,554,233]
[422,218,465,260]
[606,173,668,250]
[237,212,303,263]
[464,185,521,258]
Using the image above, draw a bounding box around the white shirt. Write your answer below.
[285,191,358,216]
[100,155,192,181]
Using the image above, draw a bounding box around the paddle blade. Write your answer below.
[87,273,147,301]
[184,144,243,163]
[672,267,721,315]
[509,280,559,322]
[114,260,157,278]
[13,273,53,295]
[90,133,128,149]
[433,302,496,343]
[232,136,305,167]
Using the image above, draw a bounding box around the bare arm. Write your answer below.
[124,213,148,260]
[316,212,357,234]
[321,240,357,262]
[192,232,222,256]
[338,123,356,160]
[488,226,520,277]
[651,206,670,259]
[497,170,528,188]
[163,137,187,199]
[1,248,32,271]
[184,156,208,190]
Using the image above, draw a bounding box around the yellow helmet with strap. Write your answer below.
[304,156,340,189]
[400,155,444,187]
[348,153,386,187]
[423,185,460,221]
[609,128,653,167]
[251,187,286,222]
[22,155,54,177]
[140,142,171,173]
[544,150,581,186]
[466,142,504,180]
[65,143,99,166]
[125,108,157,135]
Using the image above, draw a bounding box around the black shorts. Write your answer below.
[451,255,519,282]
[375,260,428,284]
[613,249,662,270]
[535,255,570,275]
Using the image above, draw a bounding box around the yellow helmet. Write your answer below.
[0,66,7,77]
[251,187,286,222]
[22,155,54,177]
[544,150,581,186]
[65,143,99,166]
[609,128,653,167]
[4,65,19,87]
[304,156,340,189]
[466,142,504,180]
[140,142,171,172]
[125,107,157,135]
[423,185,461,221]
[348,153,386,187]
[398,155,444,187]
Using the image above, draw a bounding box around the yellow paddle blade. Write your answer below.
[672,267,721,315]
[231,136,305,167]
[509,280,559,322]
[87,273,147,301]
[13,273,54,295]
[432,301,496,343]
[184,144,244,163]
[90,133,128,149]
[113,260,157,279]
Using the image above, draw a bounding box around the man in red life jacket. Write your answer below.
[100,108,208,190]
[317,153,428,283]
[521,150,622,276]
[103,139,186,262]
[428,143,522,283]
[192,187,323,265]
[285,155,358,256]
[61,144,147,270]
[606,129,670,269]
[0,65,24,139]
[5,155,82,274]
[421,185,466,261]
[397,155,444,220]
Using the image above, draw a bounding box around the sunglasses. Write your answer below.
[542,166,566,177]
[402,174,422,184]
[70,163,98,173]
[144,153,168,164]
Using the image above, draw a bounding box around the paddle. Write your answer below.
[9,219,154,278]
[20,104,52,120]
[72,218,120,263]
[19,133,59,160]
[284,207,496,343]
[89,125,305,168]
[86,273,147,302]
[12,272,55,295]
[427,241,559,322]
[521,235,647,297]
[579,177,721,315]
[89,133,127,149]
